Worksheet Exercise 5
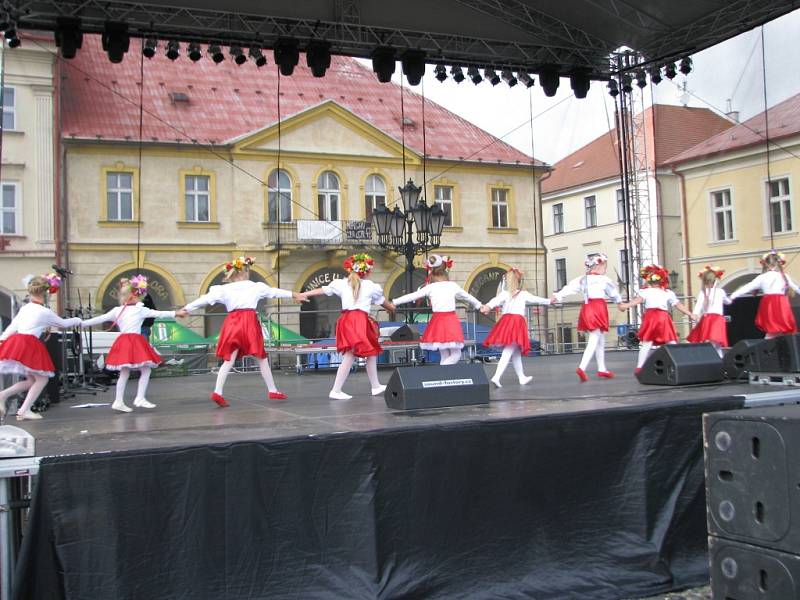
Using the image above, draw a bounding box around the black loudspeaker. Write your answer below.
[43,334,64,405]
[636,343,724,385]
[705,405,800,555]
[753,334,800,372]
[709,536,800,599]
[385,364,489,410]
[722,339,763,380]
[390,324,420,342]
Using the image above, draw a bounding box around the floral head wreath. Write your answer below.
[224,256,256,273]
[640,264,670,288]
[425,254,454,271]
[127,274,149,297]
[584,253,608,269]
[760,250,786,266]
[698,265,724,279]
[44,272,62,294]
[343,253,375,278]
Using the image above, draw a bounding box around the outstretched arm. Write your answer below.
[393,287,429,306]
[729,275,762,300]
[81,308,118,328]
[674,301,697,321]
[618,296,644,311]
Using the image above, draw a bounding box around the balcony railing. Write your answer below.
[264,219,377,247]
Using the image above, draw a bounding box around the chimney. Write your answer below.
[725,98,739,123]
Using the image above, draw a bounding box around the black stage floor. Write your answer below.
[13,350,765,458]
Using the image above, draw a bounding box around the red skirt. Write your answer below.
[687,314,729,347]
[0,333,56,377]
[216,309,266,360]
[638,309,678,345]
[577,299,609,333]
[106,333,163,370]
[335,310,382,357]
[421,311,464,350]
[755,294,797,335]
[484,314,530,355]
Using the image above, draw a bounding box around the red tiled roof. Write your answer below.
[668,93,800,165]
[60,35,537,166]
[541,105,733,194]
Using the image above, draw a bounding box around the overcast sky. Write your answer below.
[388,7,800,166]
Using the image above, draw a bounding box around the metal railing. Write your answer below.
[264,219,378,247]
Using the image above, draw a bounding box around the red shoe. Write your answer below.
[268,391,288,400]
[576,368,589,383]
[597,371,615,379]
[634,368,642,376]
[210,392,229,408]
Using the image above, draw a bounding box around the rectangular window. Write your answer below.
[434,185,453,227]
[2,87,15,131]
[616,189,625,222]
[584,195,597,228]
[555,258,567,290]
[1,182,18,234]
[106,172,133,221]
[491,188,509,228]
[552,203,564,234]
[711,189,734,241]
[768,178,792,233]
[619,249,629,284]
[184,174,211,222]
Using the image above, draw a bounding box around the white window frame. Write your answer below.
[1,181,20,235]
[767,176,792,234]
[106,171,134,221]
[317,171,340,221]
[709,188,734,242]
[552,203,564,234]
[616,188,625,223]
[491,188,509,228]
[365,174,386,219]
[184,174,211,222]
[584,195,597,228]
[434,185,454,228]
[555,258,567,290]
[1,86,16,131]
[268,169,293,223]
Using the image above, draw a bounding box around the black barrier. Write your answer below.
[15,395,744,600]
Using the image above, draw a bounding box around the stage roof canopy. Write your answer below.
[15,0,797,78]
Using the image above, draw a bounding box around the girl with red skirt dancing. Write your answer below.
[182,257,304,407]
[481,267,550,387]
[687,265,731,357]
[730,250,799,339]
[619,264,695,374]
[82,276,183,412]
[551,253,623,382]
[0,274,81,420]
[301,253,396,400]
[392,255,486,365]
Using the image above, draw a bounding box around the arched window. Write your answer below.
[268,169,293,223]
[365,174,386,219]
[317,171,340,221]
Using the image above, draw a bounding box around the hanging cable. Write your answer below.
[275,66,282,342]
[527,87,542,336]
[400,77,406,185]
[760,25,774,249]
[135,38,145,273]
[421,77,427,202]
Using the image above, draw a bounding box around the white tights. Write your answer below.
[579,330,607,372]
[493,346,527,382]
[114,366,153,405]
[438,347,462,365]
[330,352,380,394]
[214,349,279,396]
[0,374,48,415]
[636,340,677,368]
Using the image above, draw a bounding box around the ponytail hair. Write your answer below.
[505,268,523,297]
[348,271,361,300]
[779,263,796,298]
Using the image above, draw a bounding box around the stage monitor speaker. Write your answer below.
[385,364,489,410]
[709,536,800,599]
[753,333,800,373]
[722,339,763,380]
[390,324,420,342]
[636,342,724,386]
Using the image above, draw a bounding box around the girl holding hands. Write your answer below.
[686,265,731,357]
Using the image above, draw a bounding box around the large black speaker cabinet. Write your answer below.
[705,405,800,555]
[385,364,489,410]
[710,536,800,599]
[723,339,763,380]
[636,343,724,385]
[389,324,420,342]
[753,333,800,372]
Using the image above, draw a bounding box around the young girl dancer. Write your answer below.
[82,276,183,413]
[686,265,731,357]
[182,257,304,407]
[392,255,486,365]
[0,274,81,420]
[619,264,695,374]
[301,253,395,400]
[481,267,550,387]
[551,253,623,382]
[730,250,799,338]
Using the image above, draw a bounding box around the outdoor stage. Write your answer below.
[8,351,796,600]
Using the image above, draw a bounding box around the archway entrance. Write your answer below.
[100,267,177,313]
[299,266,347,340]
[387,268,427,322]
[468,267,506,327]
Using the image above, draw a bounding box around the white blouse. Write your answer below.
[184,280,293,312]
[393,281,482,312]
[486,290,550,316]
[322,278,385,314]
[82,303,176,334]
[637,287,679,311]
[730,270,800,299]
[554,275,623,304]
[0,302,81,340]
[692,286,732,316]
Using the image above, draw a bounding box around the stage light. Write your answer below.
[517,71,534,88]
[371,47,396,83]
[249,46,266,67]
[401,50,426,86]
[274,38,300,76]
[484,68,500,86]
[306,40,331,77]
[450,65,465,83]
[207,43,224,63]
[649,66,662,85]
[434,63,447,82]
[664,62,677,80]
[230,44,247,65]
[538,66,560,97]
[501,69,517,87]
[679,56,692,75]
[467,66,482,85]
[607,79,619,97]
[101,22,129,64]
[635,70,647,89]
[165,40,180,61]
[621,73,633,93]
[141,37,157,59]
[188,42,202,62]
[55,17,83,59]
[569,69,590,99]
